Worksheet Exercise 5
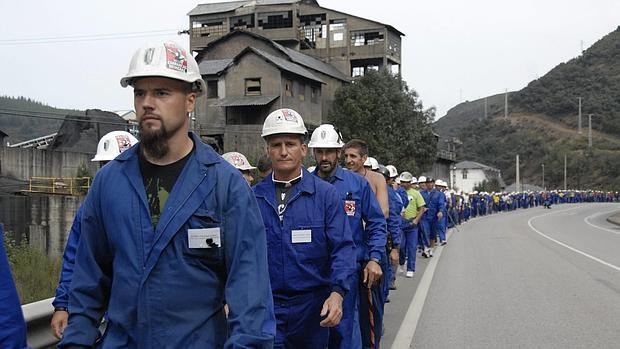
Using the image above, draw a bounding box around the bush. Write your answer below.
[3,233,61,304]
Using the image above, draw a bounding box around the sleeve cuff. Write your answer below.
[369,252,383,263]
[331,285,346,298]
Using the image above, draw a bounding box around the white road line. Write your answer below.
[528,207,620,273]
[584,208,620,235]
[391,229,453,349]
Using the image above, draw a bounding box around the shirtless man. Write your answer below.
[343,139,389,219]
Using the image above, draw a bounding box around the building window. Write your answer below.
[284,79,294,97]
[300,14,326,49]
[350,30,384,47]
[230,14,254,31]
[329,19,347,48]
[462,170,468,179]
[245,78,261,96]
[311,87,318,103]
[257,11,292,29]
[352,66,364,77]
[192,18,226,38]
[207,80,218,99]
[298,83,306,101]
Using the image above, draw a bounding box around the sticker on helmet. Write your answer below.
[164,43,188,73]
[230,154,245,166]
[115,135,133,153]
[282,109,298,122]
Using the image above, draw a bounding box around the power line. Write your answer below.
[0,109,133,128]
[0,29,185,46]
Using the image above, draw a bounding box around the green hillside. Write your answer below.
[434,26,620,190]
[0,96,82,143]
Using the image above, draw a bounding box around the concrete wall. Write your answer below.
[0,194,82,257]
[0,147,97,180]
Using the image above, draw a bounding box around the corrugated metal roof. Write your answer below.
[277,45,350,82]
[188,0,302,16]
[188,1,247,16]
[454,161,499,172]
[216,95,279,106]
[250,48,324,83]
[199,58,234,75]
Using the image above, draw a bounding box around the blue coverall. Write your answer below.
[254,168,356,349]
[385,185,403,297]
[60,133,275,348]
[0,224,28,349]
[53,205,84,311]
[314,166,386,349]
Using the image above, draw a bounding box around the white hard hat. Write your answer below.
[386,165,398,178]
[417,175,427,184]
[308,124,343,148]
[222,152,256,171]
[120,41,205,96]
[91,131,138,162]
[261,108,307,138]
[368,157,379,170]
[399,171,413,183]
[411,177,417,183]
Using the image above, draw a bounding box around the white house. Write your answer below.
[450,160,502,193]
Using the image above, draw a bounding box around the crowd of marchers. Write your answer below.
[440,188,620,227]
[2,40,618,349]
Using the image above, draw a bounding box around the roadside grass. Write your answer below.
[3,233,61,304]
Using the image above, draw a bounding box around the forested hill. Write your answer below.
[433,26,620,190]
[0,96,82,143]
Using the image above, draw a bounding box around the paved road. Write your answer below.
[382,203,620,349]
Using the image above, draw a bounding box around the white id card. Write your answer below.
[291,229,312,243]
[188,228,221,249]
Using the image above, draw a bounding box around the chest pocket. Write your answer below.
[182,209,223,263]
[291,219,328,261]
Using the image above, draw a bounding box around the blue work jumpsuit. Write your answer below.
[53,205,84,311]
[254,168,356,349]
[0,224,28,349]
[60,133,275,348]
[314,166,386,349]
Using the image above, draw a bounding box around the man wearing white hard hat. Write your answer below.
[308,124,387,349]
[398,172,427,277]
[222,151,256,185]
[60,42,274,348]
[253,110,355,349]
[51,131,138,340]
[434,179,449,245]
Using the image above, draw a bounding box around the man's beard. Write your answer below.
[139,122,169,159]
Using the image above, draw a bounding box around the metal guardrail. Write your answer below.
[22,176,91,196]
[22,297,58,348]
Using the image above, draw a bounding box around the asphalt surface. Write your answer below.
[381,203,620,349]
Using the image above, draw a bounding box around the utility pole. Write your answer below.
[504,89,508,118]
[542,163,545,189]
[578,97,582,134]
[588,114,593,147]
[564,154,567,190]
[484,97,488,119]
[516,154,520,192]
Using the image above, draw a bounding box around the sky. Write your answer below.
[0,0,618,119]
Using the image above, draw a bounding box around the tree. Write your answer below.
[327,69,437,174]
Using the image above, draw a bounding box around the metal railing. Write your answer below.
[437,149,457,161]
[23,298,58,348]
[23,177,91,196]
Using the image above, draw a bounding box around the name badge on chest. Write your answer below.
[291,229,312,243]
[344,200,356,216]
[188,228,221,248]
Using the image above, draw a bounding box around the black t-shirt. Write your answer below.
[139,148,193,228]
